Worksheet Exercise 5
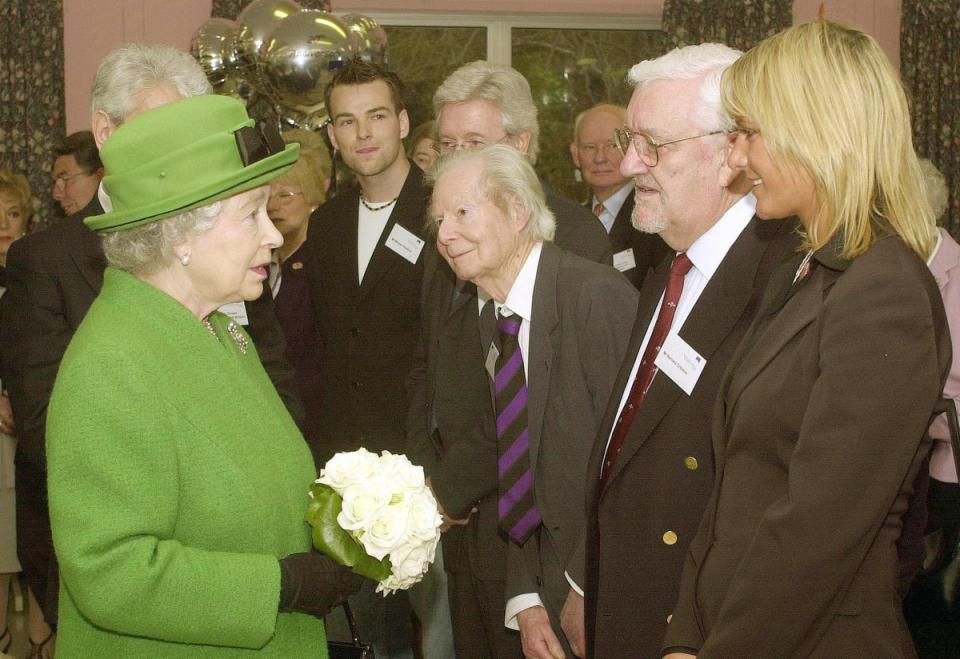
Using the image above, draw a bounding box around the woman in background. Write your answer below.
[267,128,330,462]
[664,20,951,658]
[0,169,55,658]
[407,121,437,172]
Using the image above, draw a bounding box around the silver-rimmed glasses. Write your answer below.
[613,127,723,167]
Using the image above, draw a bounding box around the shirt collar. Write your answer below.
[477,241,543,323]
[685,193,756,279]
[97,181,113,213]
[594,182,633,220]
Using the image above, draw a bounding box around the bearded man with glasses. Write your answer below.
[574,43,798,659]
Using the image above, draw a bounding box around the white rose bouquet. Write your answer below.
[306,448,443,595]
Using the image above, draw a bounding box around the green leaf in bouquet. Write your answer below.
[306,483,392,582]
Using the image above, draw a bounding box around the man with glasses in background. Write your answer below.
[573,44,797,658]
[570,104,670,290]
[50,131,103,216]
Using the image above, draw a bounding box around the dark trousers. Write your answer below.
[448,569,521,658]
[15,460,58,625]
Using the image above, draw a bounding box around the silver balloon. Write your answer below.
[341,13,387,65]
[259,9,352,122]
[235,0,303,77]
[190,18,254,104]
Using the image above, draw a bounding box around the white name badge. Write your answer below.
[385,224,425,264]
[485,342,500,380]
[613,248,637,273]
[218,301,249,326]
[655,333,706,395]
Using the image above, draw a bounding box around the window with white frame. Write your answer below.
[371,12,669,201]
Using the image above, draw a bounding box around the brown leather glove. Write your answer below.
[278,551,366,617]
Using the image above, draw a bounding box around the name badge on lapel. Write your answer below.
[385,224,425,264]
[655,333,706,395]
[485,342,500,380]
[218,301,249,326]
[613,248,637,273]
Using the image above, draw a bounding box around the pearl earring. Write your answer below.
[180,252,191,266]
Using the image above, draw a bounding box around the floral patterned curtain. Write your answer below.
[901,0,960,238]
[661,0,793,51]
[0,0,64,230]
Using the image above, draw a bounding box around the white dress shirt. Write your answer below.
[357,200,394,283]
[592,182,633,234]
[475,243,546,630]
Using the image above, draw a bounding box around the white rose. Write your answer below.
[378,451,426,491]
[337,478,391,532]
[362,501,410,560]
[390,543,431,582]
[407,489,443,542]
[318,448,381,492]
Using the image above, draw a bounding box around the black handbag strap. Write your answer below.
[341,601,363,646]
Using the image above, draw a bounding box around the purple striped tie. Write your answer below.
[495,310,540,545]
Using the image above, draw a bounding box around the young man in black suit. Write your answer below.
[304,59,447,659]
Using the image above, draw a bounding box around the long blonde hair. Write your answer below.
[722,20,936,260]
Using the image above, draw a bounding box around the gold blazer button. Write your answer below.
[663,531,678,545]
[685,456,699,470]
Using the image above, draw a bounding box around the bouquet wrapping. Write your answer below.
[306,448,443,595]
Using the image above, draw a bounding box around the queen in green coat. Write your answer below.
[46,94,363,658]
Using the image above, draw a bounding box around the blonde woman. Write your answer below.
[664,21,951,658]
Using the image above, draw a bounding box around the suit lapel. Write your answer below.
[527,243,561,470]
[608,198,635,253]
[601,217,773,489]
[358,167,426,301]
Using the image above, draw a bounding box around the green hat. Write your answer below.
[86,94,299,232]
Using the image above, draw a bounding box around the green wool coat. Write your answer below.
[47,268,327,658]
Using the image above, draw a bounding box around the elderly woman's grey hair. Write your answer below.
[433,61,541,165]
[628,43,743,134]
[91,43,211,126]
[429,144,556,242]
[919,158,949,224]
[101,201,222,274]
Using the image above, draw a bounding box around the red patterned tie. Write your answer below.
[600,253,693,487]
[593,202,605,218]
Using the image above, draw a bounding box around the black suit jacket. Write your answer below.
[606,193,671,290]
[306,165,429,465]
[582,215,797,658]
[0,197,298,480]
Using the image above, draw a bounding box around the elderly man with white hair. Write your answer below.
[576,44,797,658]
[425,144,637,658]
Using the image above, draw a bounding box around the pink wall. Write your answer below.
[63,0,903,133]
[63,0,213,133]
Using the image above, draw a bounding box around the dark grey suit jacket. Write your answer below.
[582,215,797,658]
[406,182,613,578]
[504,241,638,635]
